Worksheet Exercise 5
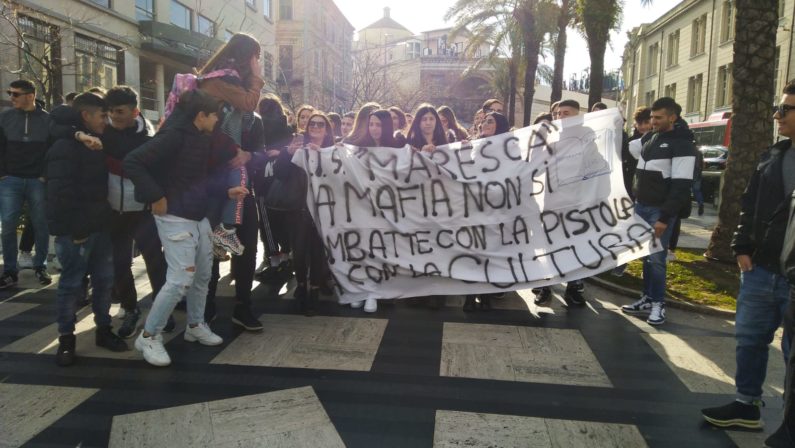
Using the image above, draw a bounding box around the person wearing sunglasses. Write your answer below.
[0,79,54,289]
[279,112,334,316]
[702,80,795,433]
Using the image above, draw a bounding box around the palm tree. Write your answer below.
[705,0,779,261]
[550,0,577,103]
[446,0,523,125]
[575,0,622,109]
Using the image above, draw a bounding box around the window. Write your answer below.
[75,34,120,92]
[647,42,659,76]
[664,83,677,100]
[262,51,273,81]
[780,0,787,21]
[135,0,155,20]
[716,64,733,107]
[170,1,192,30]
[407,41,420,59]
[280,0,293,20]
[645,90,656,107]
[17,16,61,98]
[279,45,293,82]
[263,0,272,18]
[687,74,703,113]
[691,14,707,56]
[720,1,735,43]
[89,0,110,7]
[197,14,214,37]
[666,30,679,67]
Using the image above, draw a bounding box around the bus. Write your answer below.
[689,111,732,147]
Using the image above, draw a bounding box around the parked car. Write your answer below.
[700,145,729,171]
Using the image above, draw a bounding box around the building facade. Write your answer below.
[273,0,353,112]
[621,0,795,126]
[0,0,276,121]
[352,7,496,122]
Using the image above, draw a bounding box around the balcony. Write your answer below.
[139,20,224,66]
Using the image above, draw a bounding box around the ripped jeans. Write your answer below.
[143,215,213,335]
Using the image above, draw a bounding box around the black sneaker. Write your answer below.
[163,314,176,333]
[95,326,129,352]
[117,308,140,339]
[698,203,705,216]
[564,285,586,307]
[34,268,52,286]
[0,271,18,290]
[56,334,76,367]
[232,306,263,331]
[702,400,763,429]
[533,287,551,306]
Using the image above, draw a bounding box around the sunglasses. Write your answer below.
[6,90,31,97]
[774,104,795,118]
[307,121,326,129]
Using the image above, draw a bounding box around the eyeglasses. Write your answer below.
[6,90,31,98]
[774,103,795,118]
[307,121,326,129]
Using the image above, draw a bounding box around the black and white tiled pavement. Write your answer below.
[0,262,785,447]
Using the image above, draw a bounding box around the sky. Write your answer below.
[333,0,675,79]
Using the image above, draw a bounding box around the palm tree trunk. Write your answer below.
[517,0,539,126]
[551,0,569,103]
[587,40,606,109]
[508,58,518,126]
[705,0,779,261]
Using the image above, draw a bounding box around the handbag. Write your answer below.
[264,168,305,211]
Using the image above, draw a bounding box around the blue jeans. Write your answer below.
[55,232,114,334]
[735,265,791,401]
[692,179,704,206]
[0,176,49,271]
[144,216,213,335]
[634,202,675,303]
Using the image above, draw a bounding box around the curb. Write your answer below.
[586,276,736,319]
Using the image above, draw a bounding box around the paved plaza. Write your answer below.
[0,242,786,448]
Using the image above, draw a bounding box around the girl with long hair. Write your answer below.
[388,106,408,146]
[195,32,267,331]
[294,104,314,133]
[254,94,294,282]
[463,111,511,313]
[406,104,447,152]
[437,106,469,143]
[342,102,381,144]
[278,112,334,315]
[349,109,399,148]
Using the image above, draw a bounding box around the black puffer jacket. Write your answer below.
[0,105,52,178]
[733,139,792,274]
[633,118,696,222]
[123,121,213,221]
[45,127,112,239]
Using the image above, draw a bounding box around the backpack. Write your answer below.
[162,68,240,121]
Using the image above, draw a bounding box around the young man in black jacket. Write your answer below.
[621,97,695,325]
[702,81,795,431]
[46,93,128,367]
[0,79,53,288]
[103,86,167,338]
[124,90,229,367]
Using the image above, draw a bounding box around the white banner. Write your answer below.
[293,109,660,303]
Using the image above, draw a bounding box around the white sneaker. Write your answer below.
[667,250,677,261]
[621,295,653,315]
[135,331,171,366]
[184,322,223,346]
[350,300,364,309]
[18,252,33,269]
[49,256,62,272]
[647,302,666,325]
[364,298,377,313]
